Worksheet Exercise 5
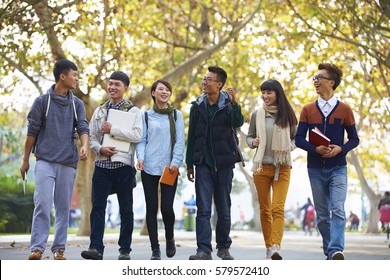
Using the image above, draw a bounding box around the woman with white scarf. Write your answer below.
[246,80,297,260]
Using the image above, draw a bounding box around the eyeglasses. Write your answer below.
[312,74,333,81]
[202,77,219,84]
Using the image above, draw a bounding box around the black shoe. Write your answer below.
[81,248,103,260]
[166,239,176,258]
[150,249,161,260]
[189,251,212,260]
[217,248,234,260]
[118,251,130,260]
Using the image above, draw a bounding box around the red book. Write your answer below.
[309,127,330,147]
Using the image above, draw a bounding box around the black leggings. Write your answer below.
[141,171,177,251]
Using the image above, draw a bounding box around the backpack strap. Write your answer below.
[46,94,51,119]
[145,111,149,129]
[32,94,79,153]
[46,94,78,122]
[72,97,78,122]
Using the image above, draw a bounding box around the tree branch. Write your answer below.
[4,56,43,95]
[286,0,389,68]
[131,2,261,107]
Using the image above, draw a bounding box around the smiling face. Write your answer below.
[261,89,277,106]
[107,79,127,104]
[152,82,171,107]
[61,69,79,90]
[201,71,222,95]
[313,69,335,96]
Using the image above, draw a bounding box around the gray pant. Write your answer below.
[30,160,76,254]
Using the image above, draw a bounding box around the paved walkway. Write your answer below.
[0,230,389,260]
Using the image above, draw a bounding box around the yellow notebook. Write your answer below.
[159,166,179,187]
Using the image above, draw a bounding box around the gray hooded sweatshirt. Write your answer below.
[27,85,89,168]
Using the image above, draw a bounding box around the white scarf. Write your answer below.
[252,105,291,174]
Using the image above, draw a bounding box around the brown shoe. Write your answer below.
[217,248,234,260]
[189,251,212,260]
[28,249,42,260]
[54,249,66,260]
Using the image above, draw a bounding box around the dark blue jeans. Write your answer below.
[90,165,135,254]
[195,164,233,254]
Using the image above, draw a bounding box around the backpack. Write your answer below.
[144,109,177,129]
[32,94,78,154]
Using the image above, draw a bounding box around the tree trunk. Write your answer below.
[348,150,380,233]
[75,151,95,236]
[238,163,260,231]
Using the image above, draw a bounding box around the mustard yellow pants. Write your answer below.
[253,165,291,249]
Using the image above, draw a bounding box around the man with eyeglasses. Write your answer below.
[186,66,244,260]
[295,63,359,260]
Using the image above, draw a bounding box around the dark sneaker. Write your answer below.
[28,249,42,260]
[150,249,161,260]
[166,239,176,258]
[331,251,344,260]
[118,252,130,260]
[81,248,103,260]
[53,249,66,260]
[217,248,234,260]
[189,251,212,260]
[271,244,282,260]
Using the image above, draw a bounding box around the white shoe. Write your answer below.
[265,247,273,259]
[331,251,344,260]
[271,244,282,260]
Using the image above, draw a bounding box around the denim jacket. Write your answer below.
[136,108,185,176]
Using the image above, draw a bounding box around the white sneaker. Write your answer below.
[331,251,344,260]
[265,247,273,259]
[271,244,282,260]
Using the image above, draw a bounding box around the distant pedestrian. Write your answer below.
[348,211,359,231]
[106,199,115,228]
[378,191,390,231]
[300,198,313,232]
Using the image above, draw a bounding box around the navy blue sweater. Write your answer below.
[295,100,359,168]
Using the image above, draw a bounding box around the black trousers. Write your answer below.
[141,171,177,251]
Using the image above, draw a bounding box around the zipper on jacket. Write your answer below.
[209,103,229,172]
[323,116,327,168]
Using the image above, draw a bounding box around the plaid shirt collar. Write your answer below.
[106,99,125,110]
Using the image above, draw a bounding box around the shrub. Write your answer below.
[0,175,34,233]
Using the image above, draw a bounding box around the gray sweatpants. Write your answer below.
[30,160,76,254]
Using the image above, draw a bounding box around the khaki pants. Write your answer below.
[253,165,291,249]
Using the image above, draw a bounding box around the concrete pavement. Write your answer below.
[0,230,389,260]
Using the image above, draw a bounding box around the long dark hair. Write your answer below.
[260,79,297,128]
[150,79,172,103]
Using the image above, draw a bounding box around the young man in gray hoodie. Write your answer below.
[20,59,90,260]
